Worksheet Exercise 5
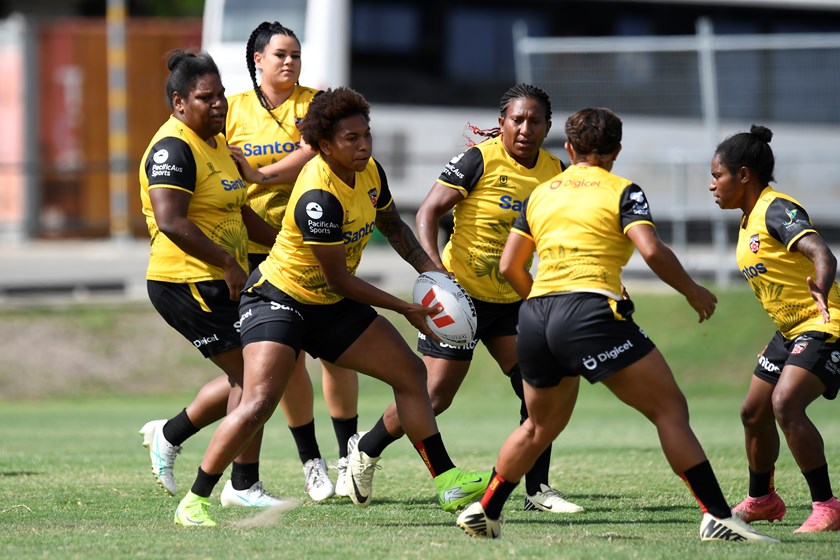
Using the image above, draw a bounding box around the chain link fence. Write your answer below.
[515,18,840,285]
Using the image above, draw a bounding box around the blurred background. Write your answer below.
[1,0,840,301]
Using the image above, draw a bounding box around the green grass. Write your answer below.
[0,290,839,559]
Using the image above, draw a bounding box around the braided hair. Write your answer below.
[465,83,552,146]
[714,125,776,186]
[245,21,301,130]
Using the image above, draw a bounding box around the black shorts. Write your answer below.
[754,330,840,400]
[238,271,377,363]
[147,279,241,358]
[517,292,656,388]
[417,298,520,361]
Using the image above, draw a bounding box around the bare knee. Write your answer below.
[429,391,454,415]
[771,389,804,431]
[236,393,281,429]
[740,400,762,429]
[646,391,690,427]
[392,355,428,393]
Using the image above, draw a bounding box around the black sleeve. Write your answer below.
[765,198,816,248]
[144,137,197,192]
[619,183,654,230]
[293,189,345,243]
[437,146,484,193]
[373,159,393,209]
[512,196,532,236]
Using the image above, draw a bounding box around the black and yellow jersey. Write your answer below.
[226,85,319,255]
[736,186,840,339]
[511,165,654,300]
[256,155,393,304]
[437,136,565,303]
[140,115,249,283]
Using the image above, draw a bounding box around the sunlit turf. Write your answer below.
[1,290,838,559]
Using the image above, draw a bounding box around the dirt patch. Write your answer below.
[0,303,219,399]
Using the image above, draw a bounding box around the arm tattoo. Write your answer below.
[796,233,838,291]
[376,205,434,271]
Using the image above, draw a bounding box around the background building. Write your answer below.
[0,0,839,246]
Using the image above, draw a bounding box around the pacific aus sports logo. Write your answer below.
[306,202,323,219]
[418,288,455,328]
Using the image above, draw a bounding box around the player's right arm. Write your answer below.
[145,136,246,299]
[500,229,535,300]
[626,223,716,323]
[149,187,247,299]
[415,182,464,270]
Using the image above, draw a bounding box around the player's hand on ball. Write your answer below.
[403,302,443,342]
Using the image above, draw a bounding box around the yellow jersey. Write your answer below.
[226,85,319,254]
[140,115,249,283]
[256,155,393,304]
[438,136,565,303]
[511,165,654,300]
[736,186,840,339]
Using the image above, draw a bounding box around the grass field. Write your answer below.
[1,290,839,559]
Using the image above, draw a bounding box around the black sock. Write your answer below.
[482,468,518,520]
[230,461,260,491]
[748,467,774,498]
[681,460,731,519]
[525,444,552,496]
[289,420,321,464]
[331,415,359,457]
[802,463,833,503]
[190,467,223,498]
[359,415,401,458]
[162,408,198,447]
[508,364,528,422]
[414,432,456,477]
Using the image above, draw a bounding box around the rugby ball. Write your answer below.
[412,271,477,346]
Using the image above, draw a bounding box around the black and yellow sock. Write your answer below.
[481,468,518,520]
[681,460,731,519]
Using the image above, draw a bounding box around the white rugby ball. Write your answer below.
[412,271,477,346]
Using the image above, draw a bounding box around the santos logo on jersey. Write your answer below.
[221,178,247,191]
[241,141,300,157]
[343,221,376,243]
[499,195,523,211]
[741,263,767,280]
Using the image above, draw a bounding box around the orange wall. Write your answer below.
[37,18,202,237]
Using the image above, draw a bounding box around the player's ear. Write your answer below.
[172,91,185,114]
[565,141,574,160]
[318,139,332,156]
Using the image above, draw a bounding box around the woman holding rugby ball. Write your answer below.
[173,87,489,526]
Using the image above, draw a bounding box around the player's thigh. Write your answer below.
[423,355,470,405]
[335,316,425,389]
[602,348,688,422]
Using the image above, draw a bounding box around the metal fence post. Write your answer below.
[107,0,130,241]
[697,17,730,287]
